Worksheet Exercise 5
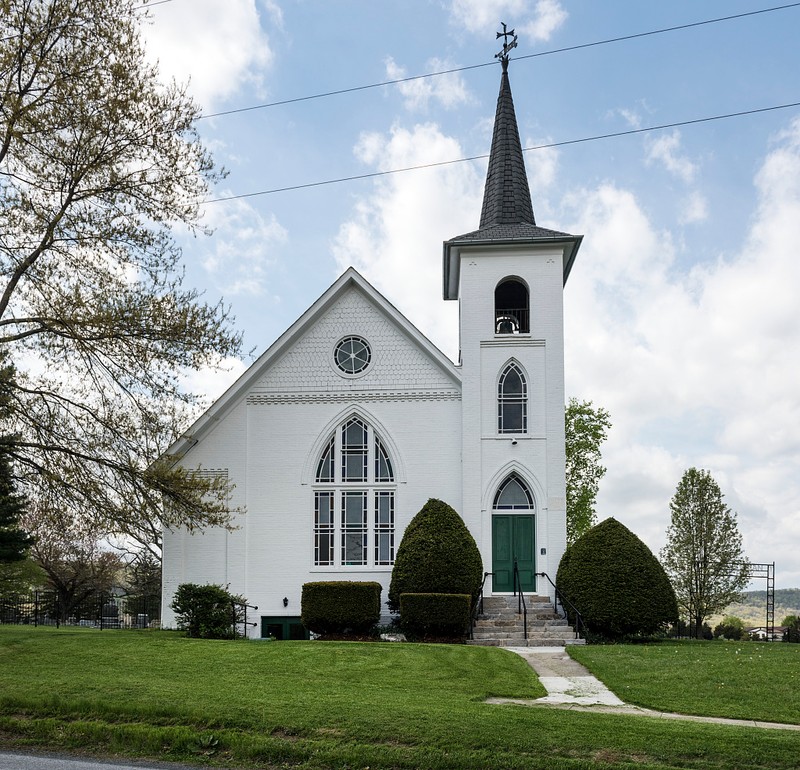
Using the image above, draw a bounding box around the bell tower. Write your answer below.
[443,29,582,597]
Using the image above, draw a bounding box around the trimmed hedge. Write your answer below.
[556,517,678,640]
[301,581,381,635]
[400,593,471,639]
[388,498,483,613]
[170,583,247,639]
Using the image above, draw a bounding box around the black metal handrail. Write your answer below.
[536,571,585,639]
[232,600,259,639]
[470,571,494,639]
[512,560,528,640]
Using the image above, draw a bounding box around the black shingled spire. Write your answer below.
[442,36,582,300]
[479,58,535,228]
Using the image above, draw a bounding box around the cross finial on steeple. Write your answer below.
[495,22,518,70]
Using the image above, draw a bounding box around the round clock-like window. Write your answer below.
[334,336,371,375]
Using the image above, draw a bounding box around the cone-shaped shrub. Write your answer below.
[556,517,678,640]
[388,498,482,613]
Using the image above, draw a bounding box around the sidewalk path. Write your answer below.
[486,646,800,732]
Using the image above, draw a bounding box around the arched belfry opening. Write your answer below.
[495,278,529,334]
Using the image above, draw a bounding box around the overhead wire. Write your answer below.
[197,2,800,121]
[206,100,800,203]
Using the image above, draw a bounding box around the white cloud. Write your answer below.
[563,118,800,586]
[332,123,484,359]
[197,198,288,297]
[616,108,643,130]
[181,355,249,406]
[645,130,697,183]
[524,138,559,193]
[142,0,279,110]
[385,57,471,112]
[449,0,566,42]
[680,190,709,224]
[520,0,568,42]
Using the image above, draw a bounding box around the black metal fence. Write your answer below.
[0,590,161,629]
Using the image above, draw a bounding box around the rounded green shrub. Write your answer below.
[388,498,482,613]
[170,583,247,639]
[399,593,471,639]
[713,615,747,640]
[301,581,381,636]
[556,517,678,640]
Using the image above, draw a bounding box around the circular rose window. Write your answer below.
[334,336,371,375]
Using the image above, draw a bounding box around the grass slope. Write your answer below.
[0,627,798,769]
[569,640,800,723]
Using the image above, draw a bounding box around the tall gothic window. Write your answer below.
[498,362,527,434]
[313,417,396,567]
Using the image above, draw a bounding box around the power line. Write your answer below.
[206,100,800,204]
[197,2,800,121]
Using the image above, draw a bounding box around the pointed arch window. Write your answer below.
[314,417,396,567]
[498,362,527,434]
[495,278,529,334]
[493,474,535,510]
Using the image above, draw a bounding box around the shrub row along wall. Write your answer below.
[400,593,470,638]
[301,581,381,635]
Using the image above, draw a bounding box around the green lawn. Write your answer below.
[569,639,800,723]
[0,627,798,769]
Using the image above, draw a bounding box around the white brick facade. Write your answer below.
[161,64,580,635]
[161,257,571,633]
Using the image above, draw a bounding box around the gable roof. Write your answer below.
[442,59,582,299]
[166,268,461,462]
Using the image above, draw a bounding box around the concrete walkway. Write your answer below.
[486,646,800,732]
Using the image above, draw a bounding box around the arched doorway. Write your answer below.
[491,474,536,592]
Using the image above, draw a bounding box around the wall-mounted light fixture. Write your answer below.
[511,438,518,445]
[283,597,288,608]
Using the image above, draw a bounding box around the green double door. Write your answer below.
[492,515,536,593]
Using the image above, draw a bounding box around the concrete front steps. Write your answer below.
[467,595,585,647]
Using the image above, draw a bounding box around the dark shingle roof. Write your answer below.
[478,60,535,230]
[442,60,582,298]
[448,222,572,243]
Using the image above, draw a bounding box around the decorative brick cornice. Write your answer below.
[479,339,545,349]
[247,389,461,405]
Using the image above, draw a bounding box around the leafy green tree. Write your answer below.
[388,499,482,614]
[0,0,243,554]
[565,398,611,545]
[713,615,748,641]
[660,468,750,638]
[783,616,800,643]
[556,517,678,640]
[0,558,45,595]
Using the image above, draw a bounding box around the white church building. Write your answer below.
[161,53,582,638]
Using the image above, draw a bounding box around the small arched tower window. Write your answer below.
[495,278,529,334]
[498,362,527,434]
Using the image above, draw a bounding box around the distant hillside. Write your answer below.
[709,588,800,628]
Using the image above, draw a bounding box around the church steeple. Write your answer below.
[479,56,535,228]
[442,26,582,301]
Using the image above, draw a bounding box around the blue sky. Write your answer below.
[143,0,800,590]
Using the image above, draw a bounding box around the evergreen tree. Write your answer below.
[557,517,677,640]
[660,468,750,637]
[388,499,482,613]
[565,398,611,544]
[0,354,32,562]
